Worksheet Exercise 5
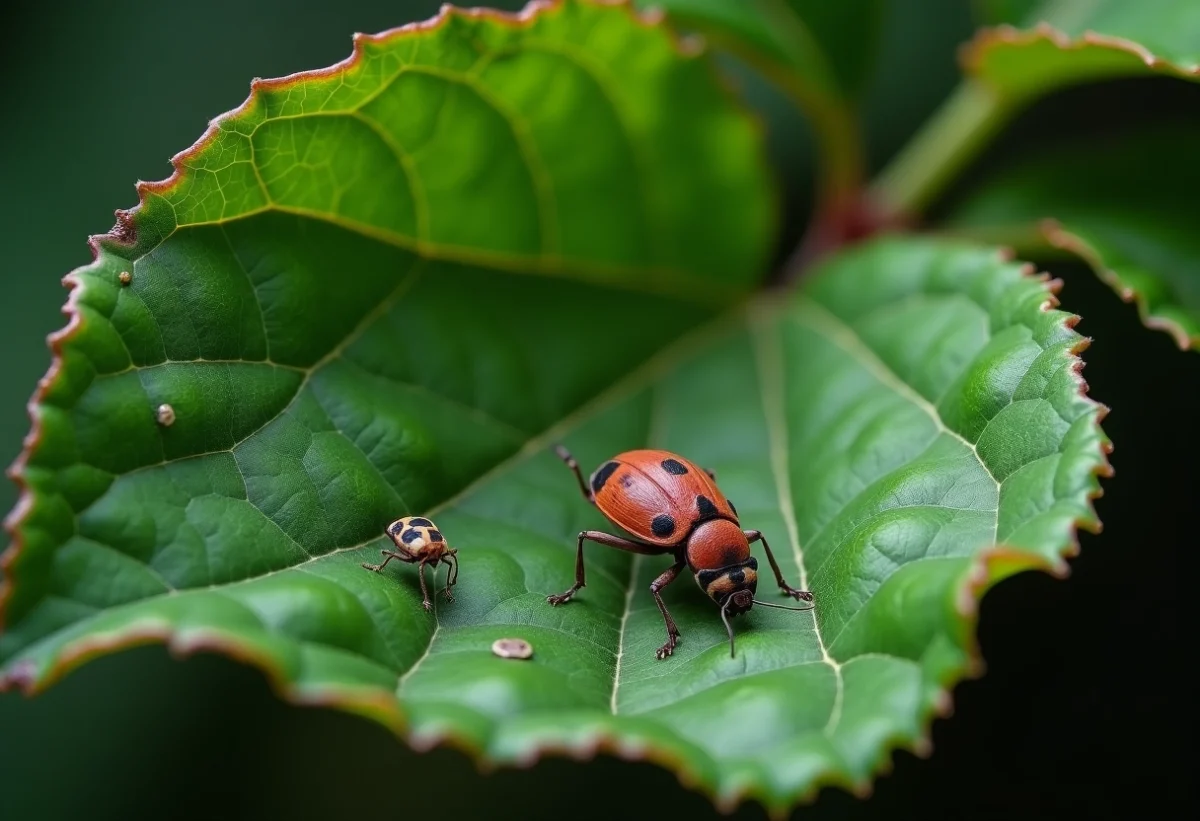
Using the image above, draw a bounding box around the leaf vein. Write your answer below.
[792,297,1002,551]
[750,308,844,737]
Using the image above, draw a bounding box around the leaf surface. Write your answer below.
[949,126,1200,350]
[0,0,1110,812]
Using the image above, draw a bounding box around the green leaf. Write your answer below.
[1,0,1110,812]
[872,0,1199,217]
[962,0,1200,97]
[948,126,1200,350]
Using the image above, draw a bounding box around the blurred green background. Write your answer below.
[0,1,1188,819]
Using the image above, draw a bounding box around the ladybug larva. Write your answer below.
[362,516,459,612]
[548,446,815,659]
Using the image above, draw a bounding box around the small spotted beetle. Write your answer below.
[548,446,815,659]
[363,516,459,612]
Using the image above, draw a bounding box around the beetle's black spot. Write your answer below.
[661,458,688,475]
[696,568,721,588]
[728,500,737,516]
[401,529,425,544]
[428,530,444,543]
[729,568,746,585]
[747,556,758,570]
[591,461,620,493]
[407,517,433,528]
[696,495,718,517]
[651,514,676,537]
[387,521,405,535]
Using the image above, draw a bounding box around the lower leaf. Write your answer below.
[1,235,1109,812]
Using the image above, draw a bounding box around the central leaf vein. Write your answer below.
[751,307,845,736]
[792,297,1002,549]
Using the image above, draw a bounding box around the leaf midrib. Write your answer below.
[751,305,845,735]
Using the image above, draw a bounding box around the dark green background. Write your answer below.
[0,1,1187,819]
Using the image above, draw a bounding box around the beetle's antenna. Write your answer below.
[752,599,816,612]
[721,597,737,658]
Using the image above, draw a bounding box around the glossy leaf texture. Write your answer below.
[963,0,1200,98]
[949,126,1200,350]
[0,0,1112,813]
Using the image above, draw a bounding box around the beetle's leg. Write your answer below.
[417,560,433,612]
[362,549,413,573]
[744,530,814,602]
[649,562,685,660]
[440,553,458,602]
[703,467,716,480]
[554,444,596,506]
[547,530,661,605]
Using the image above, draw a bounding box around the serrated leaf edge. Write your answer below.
[1037,218,1197,351]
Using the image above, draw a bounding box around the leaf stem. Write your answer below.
[869,79,1016,220]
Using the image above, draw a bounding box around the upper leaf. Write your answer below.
[870,0,1198,217]
[963,0,1200,98]
[948,126,1200,350]
[1,0,1110,814]
[115,0,774,292]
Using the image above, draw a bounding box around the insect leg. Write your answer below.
[546,530,660,605]
[703,467,716,480]
[417,560,433,612]
[744,530,814,602]
[649,562,685,660]
[361,549,414,573]
[554,444,596,506]
[440,553,458,602]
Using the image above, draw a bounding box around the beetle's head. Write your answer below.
[696,557,758,612]
[698,557,817,659]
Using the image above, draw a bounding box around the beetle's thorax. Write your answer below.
[684,518,750,571]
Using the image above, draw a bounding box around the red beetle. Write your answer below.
[547,445,815,660]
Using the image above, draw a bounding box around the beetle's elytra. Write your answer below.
[363,516,459,612]
[548,446,815,659]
